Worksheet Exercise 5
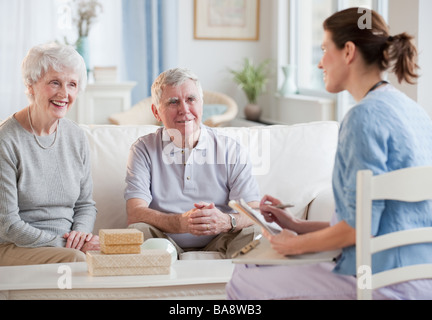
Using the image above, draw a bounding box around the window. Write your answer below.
[288,0,388,119]
[293,0,335,93]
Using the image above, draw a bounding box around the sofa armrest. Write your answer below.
[306,187,335,222]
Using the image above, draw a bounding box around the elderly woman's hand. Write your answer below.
[80,235,100,253]
[63,231,99,252]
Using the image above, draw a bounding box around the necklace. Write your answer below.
[27,106,59,150]
[367,80,388,95]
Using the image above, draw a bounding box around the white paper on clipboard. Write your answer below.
[229,199,281,235]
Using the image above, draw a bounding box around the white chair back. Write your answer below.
[356,167,432,300]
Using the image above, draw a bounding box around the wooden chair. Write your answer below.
[356,167,432,300]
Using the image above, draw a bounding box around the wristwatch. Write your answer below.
[228,214,237,233]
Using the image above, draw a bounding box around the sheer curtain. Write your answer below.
[0,0,178,120]
[122,0,178,105]
[0,0,122,120]
[0,0,59,120]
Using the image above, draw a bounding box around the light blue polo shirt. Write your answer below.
[332,85,432,276]
[125,125,261,248]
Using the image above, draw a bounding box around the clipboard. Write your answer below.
[229,199,341,264]
[233,237,341,266]
[228,199,280,235]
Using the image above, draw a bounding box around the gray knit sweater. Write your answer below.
[0,116,97,248]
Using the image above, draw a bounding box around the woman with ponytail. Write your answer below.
[226,8,432,300]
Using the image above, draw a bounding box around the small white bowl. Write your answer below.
[141,238,177,264]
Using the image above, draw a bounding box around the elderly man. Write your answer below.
[125,68,261,259]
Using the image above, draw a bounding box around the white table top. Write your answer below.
[0,259,235,291]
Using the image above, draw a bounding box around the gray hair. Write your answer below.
[151,68,204,108]
[22,42,88,100]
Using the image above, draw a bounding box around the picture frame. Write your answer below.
[194,0,260,41]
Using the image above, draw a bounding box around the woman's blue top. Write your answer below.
[332,85,432,276]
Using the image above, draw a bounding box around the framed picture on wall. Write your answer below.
[194,0,260,41]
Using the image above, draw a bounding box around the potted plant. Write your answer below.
[229,58,271,121]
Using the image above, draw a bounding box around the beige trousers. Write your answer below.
[0,243,86,266]
[129,223,261,259]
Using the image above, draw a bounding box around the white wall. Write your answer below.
[417,0,432,117]
[387,0,419,101]
[375,0,432,118]
[176,0,276,120]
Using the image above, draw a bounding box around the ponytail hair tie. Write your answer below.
[388,36,394,42]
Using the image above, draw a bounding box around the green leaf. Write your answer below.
[229,58,271,104]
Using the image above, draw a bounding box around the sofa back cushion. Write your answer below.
[217,122,339,219]
[81,125,160,233]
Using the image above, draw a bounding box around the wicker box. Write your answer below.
[86,250,171,277]
[100,244,141,255]
[99,229,143,245]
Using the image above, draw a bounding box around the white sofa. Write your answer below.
[0,121,339,300]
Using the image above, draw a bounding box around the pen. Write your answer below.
[263,201,294,209]
[251,203,295,210]
[274,204,295,209]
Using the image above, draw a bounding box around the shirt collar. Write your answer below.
[162,125,208,155]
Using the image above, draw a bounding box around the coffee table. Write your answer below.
[0,259,234,300]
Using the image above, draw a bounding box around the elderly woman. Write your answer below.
[0,42,99,266]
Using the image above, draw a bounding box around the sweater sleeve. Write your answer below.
[70,129,97,234]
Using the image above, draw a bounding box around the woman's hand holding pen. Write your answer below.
[259,195,332,255]
[259,195,303,255]
[259,195,298,231]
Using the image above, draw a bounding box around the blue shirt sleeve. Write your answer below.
[333,102,387,234]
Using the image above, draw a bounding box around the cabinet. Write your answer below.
[68,82,137,124]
